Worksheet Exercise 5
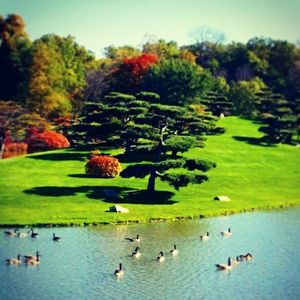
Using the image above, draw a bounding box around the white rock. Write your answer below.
[214,195,231,201]
[109,205,129,213]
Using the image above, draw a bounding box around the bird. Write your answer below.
[200,232,210,240]
[25,252,41,266]
[24,251,41,262]
[125,234,140,242]
[114,263,124,277]
[170,244,178,255]
[216,257,232,271]
[131,247,141,258]
[221,228,232,236]
[231,256,240,266]
[17,230,31,238]
[6,254,22,265]
[30,228,39,238]
[157,251,165,262]
[239,253,253,261]
[4,229,18,236]
[53,233,61,241]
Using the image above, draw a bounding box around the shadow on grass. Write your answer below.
[232,136,276,147]
[23,186,176,205]
[27,152,87,161]
[104,190,176,205]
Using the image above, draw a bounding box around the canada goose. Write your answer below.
[6,254,22,265]
[4,229,18,236]
[114,263,124,277]
[125,234,140,242]
[53,233,61,241]
[170,244,178,255]
[26,252,41,266]
[17,230,31,238]
[216,257,232,271]
[30,228,39,238]
[239,253,253,261]
[157,251,165,262]
[231,256,240,265]
[24,251,41,262]
[221,228,232,236]
[200,232,209,240]
[131,247,141,258]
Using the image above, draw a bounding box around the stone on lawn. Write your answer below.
[214,195,231,201]
[109,205,129,213]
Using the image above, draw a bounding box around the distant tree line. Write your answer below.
[1,13,300,148]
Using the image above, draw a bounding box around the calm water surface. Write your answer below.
[1,208,300,300]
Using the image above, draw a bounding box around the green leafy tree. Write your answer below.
[0,14,33,102]
[229,77,265,116]
[144,58,212,105]
[27,34,95,118]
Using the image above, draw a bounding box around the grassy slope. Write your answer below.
[0,117,299,226]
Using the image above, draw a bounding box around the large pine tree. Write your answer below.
[70,92,217,193]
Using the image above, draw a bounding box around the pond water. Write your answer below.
[1,208,300,300]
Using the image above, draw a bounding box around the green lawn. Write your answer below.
[0,117,299,226]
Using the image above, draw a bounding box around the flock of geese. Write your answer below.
[114,227,253,277]
[4,227,253,277]
[4,228,61,266]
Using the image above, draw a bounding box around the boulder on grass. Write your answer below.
[214,195,231,202]
[109,205,129,213]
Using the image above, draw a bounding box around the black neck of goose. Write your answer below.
[174,245,176,249]
[228,257,231,266]
[160,252,164,256]
[17,254,21,260]
[136,235,139,239]
[119,263,122,270]
[207,232,209,236]
[228,228,231,233]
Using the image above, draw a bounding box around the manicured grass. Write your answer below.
[0,117,299,226]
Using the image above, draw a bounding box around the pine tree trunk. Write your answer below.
[147,169,156,193]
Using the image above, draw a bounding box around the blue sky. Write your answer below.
[0,0,299,56]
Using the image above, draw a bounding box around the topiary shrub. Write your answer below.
[27,130,70,153]
[85,155,121,178]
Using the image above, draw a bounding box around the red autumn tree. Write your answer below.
[85,155,121,178]
[27,130,70,153]
[112,53,158,93]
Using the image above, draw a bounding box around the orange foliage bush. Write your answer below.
[85,155,121,178]
[3,143,28,159]
[27,130,70,153]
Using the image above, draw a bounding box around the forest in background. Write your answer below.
[1,13,300,156]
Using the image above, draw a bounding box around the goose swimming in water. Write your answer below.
[125,234,140,242]
[4,229,18,236]
[30,228,39,238]
[24,251,41,262]
[6,254,22,265]
[114,263,124,277]
[25,252,41,266]
[231,256,240,266]
[170,244,178,255]
[131,247,141,258]
[53,233,61,241]
[221,228,232,236]
[200,232,209,240]
[216,257,232,271]
[239,253,253,261]
[17,230,31,238]
[157,251,165,262]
